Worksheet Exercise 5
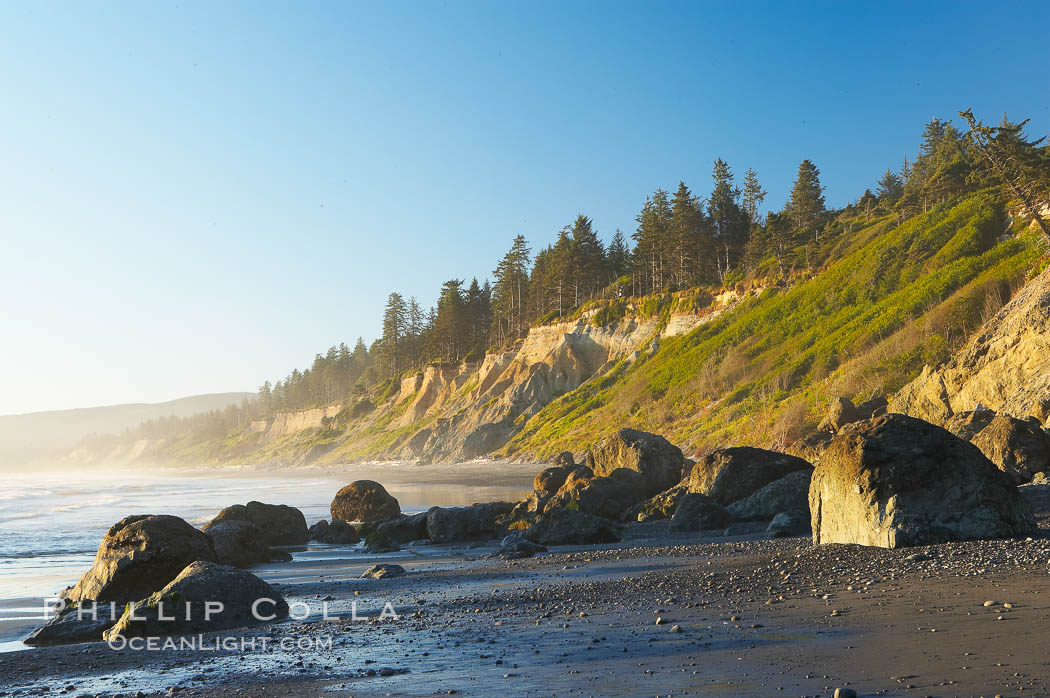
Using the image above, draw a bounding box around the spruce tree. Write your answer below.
[785,159,826,242]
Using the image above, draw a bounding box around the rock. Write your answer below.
[834,689,857,698]
[206,501,309,546]
[375,512,428,544]
[810,413,1035,548]
[204,520,270,568]
[624,484,688,522]
[789,430,833,461]
[726,470,812,521]
[589,428,686,496]
[890,266,1050,424]
[766,510,811,538]
[426,504,499,543]
[968,414,1050,484]
[492,533,547,559]
[65,515,216,604]
[945,407,998,443]
[818,397,859,433]
[308,519,361,545]
[104,561,288,640]
[361,564,406,579]
[687,447,813,506]
[551,451,575,468]
[559,465,595,491]
[534,466,572,495]
[857,396,889,419]
[363,530,400,553]
[547,474,643,520]
[525,507,623,546]
[23,603,119,646]
[331,481,401,524]
[668,493,731,532]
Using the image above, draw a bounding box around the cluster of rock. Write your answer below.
[506,429,815,541]
[27,502,300,647]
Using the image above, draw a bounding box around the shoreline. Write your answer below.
[5,518,1050,696]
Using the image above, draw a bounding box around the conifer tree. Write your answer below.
[785,159,826,242]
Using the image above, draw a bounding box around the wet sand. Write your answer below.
[5,508,1050,697]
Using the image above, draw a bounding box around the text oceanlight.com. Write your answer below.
[106,635,335,651]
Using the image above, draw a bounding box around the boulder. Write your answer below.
[818,397,859,433]
[968,414,1050,485]
[376,512,429,544]
[726,470,812,521]
[766,510,811,538]
[204,520,270,568]
[525,508,623,546]
[551,451,576,468]
[810,413,1035,548]
[331,481,401,524]
[363,530,400,553]
[23,602,119,646]
[687,447,812,506]
[426,504,498,543]
[668,493,731,532]
[944,408,997,442]
[206,501,309,546]
[361,564,406,579]
[491,532,548,560]
[547,474,643,520]
[534,466,572,494]
[624,484,688,522]
[589,429,685,496]
[65,515,215,604]
[308,519,361,545]
[104,561,288,640]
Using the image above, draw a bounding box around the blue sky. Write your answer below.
[2,0,1048,415]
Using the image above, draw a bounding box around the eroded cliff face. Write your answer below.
[892,266,1050,424]
[390,313,668,463]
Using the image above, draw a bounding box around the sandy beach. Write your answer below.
[4,486,1050,697]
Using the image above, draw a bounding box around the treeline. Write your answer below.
[253,112,1048,416]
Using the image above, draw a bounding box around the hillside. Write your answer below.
[67,190,1047,469]
[0,392,252,468]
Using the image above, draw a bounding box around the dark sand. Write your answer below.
[5,486,1050,697]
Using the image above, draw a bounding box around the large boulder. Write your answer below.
[944,408,997,441]
[818,397,859,433]
[426,504,499,543]
[589,429,685,496]
[726,470,812,521]
[525,508,622,546]
[331,481,401,524]
[491,532,547,560]
[65,515,215,604]
[547,473,643,520]
[206,501,309,546]
[668,493,731,532]
[534,466,572,495]
[308,519,362,545]
[104,561,288,640]
[687,447,812,506]
[376,512,429,544]
[204,520,270,568]
[967,414,1050,485]
[24,604,119,646]
[624,484,689,522]
[810,413,1035,548]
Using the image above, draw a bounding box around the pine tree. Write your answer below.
[785,159,826,242]
[381,292,408,376]
[709,159,747,282]
[876,170,903,203]
[491,235,531,344]
[606,229,631,287]
[741,168,766,224]
[568,214,605,306]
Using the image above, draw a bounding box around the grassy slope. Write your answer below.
[506,191,1045,460]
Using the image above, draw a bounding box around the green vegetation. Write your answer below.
[508,190,1042,460]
